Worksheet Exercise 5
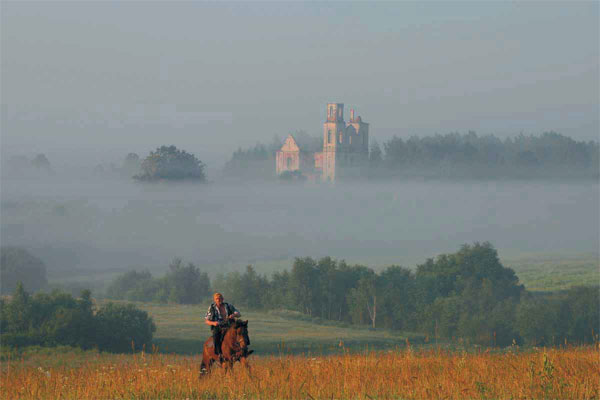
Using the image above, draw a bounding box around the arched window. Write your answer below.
[287,157,292,169]
[327,130,332,144]
[339,133,343,144]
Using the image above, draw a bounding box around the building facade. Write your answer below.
[276,103,369,181]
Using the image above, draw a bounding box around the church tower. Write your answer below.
[322,103,345,181]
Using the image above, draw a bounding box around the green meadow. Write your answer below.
[135,302,422,356]
[502,253,599,291]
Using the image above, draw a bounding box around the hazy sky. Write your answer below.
[2,2,598,168]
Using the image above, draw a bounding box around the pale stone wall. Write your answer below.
[276,135,301,175]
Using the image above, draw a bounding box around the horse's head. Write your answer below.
[233,319,250,349]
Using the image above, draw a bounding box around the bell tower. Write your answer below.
[322,103,345,181]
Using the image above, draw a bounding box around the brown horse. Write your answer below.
[200,319,253,374]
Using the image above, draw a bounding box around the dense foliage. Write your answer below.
[134,145,206,181]
[376,131,598,179]
[105,258,211,304]
[223,131,321,179]
[1,246,48,294]
[212,243,598,346]
[516,286,599,346]
[0,283,155,352]
[223,143,275,179]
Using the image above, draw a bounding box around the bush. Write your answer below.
[279,170,306,181]
[561,286,599,343]
[95,303,156,352]
[0,286,156,353]
[134,145,206,181]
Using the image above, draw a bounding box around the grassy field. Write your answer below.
[3,291,598,399]
[131,302,423,355]
[2,346,597,399]
[502,253,599,291]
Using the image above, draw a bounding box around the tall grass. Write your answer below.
[2,346,597,399]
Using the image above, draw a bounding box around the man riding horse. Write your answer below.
[204,292,241,360]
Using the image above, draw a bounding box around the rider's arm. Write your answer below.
[228,304,241,319]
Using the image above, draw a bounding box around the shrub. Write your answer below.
[134,145,206,181]
[94,303,156,352]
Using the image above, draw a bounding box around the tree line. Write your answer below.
[1,283,155,353]
[223,131,598,179]
[106,242,598,347]
[105,258,211,304]
[371,131,598,178]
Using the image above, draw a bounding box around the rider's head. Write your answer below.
[213,292,224,305]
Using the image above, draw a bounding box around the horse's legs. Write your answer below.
[240,356,252,375]
[200,351,217,377]
[224,360,234,373]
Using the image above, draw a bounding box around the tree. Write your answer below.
[38,289,96,348]
[516,297,560,346]
[415,242,524,344]
[377,131,598,179]
[134,145,206,181]
[94,302,156,352]
[314,257,341,320]
[165,258,210,304]
[1,286,156,352]
[289,258,320,316]
[369,140,383,168]
[31,154,51,170]
[347,271,380,328]
[416,242,522,302]
[121,153,141,176]
[105,270,154,301]
[377,266,417,330]
[561,286,599,343]
[265,270,293,309]
[1,247,48,294]
[1,282,32,333]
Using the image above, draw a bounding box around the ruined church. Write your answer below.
[276,103,369,181]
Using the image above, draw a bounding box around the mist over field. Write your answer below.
[2,173,597,281]
[1,2,598,287]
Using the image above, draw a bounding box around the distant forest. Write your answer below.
[224,131,599,180]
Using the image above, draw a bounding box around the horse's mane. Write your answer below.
[223,319,247,334]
